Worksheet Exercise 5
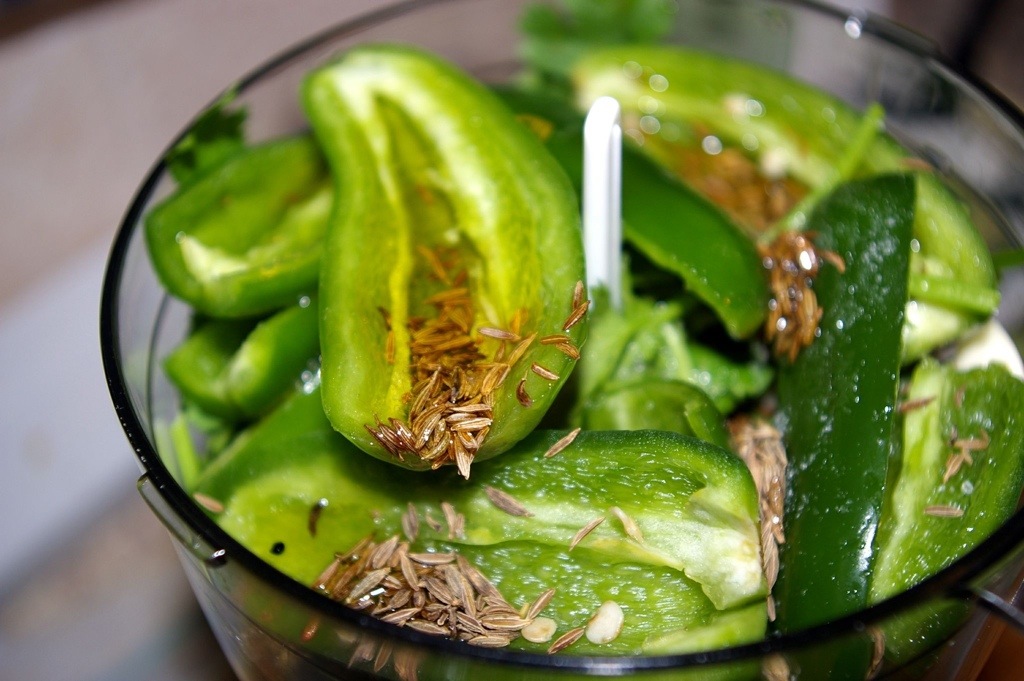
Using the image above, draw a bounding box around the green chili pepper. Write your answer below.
[164,299,320,421]
[145,134,331,317]
[561,284,766,447]
[578,379,730,448]
[772,175,915,674]
[302,45,586,472]
[570,46,999,360]
[871,359,1024,663]
[197,386,766,655]
[164,318,255,420]
[498,86,768,339]
[902,173,1000,361]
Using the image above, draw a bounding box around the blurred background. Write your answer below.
[0,0,1020,679]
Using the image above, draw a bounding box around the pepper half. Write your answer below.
[303,45,586,476]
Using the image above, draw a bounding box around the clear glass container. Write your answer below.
[100,0,1024,679]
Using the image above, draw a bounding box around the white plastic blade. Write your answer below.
[583,96,623,310]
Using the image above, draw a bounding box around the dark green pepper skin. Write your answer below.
[870,360,1024,663]
[499,87,768,339]
[773,175,915,673]
[302,45,585,468]
[145,135,331,317]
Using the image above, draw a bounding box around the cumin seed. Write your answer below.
[609,506,645,543]
[308,498,328,537]
[506,334,536,368]
[539,334,572,345]
[555,341,580,360]
[543,427,581,459]
[924,504,964,518]
[479,327,520,341]
[531,362,560,381]
[898,396,935,413]
[571,280,585,310]
[569,516,606,550]
[516,375,533,408]
[547,626,586,654]
[408,552,456,566]
[484,485,534,517]
[562,300,590,331]
[526,588,556,620]
[402,503,420,542]
[193,492,224,514]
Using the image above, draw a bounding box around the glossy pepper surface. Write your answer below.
[145,135,331,317]
[773,175,914,647]
[196,386,767,655]
[302,45,586,472]
[570,45,999,359]
[163,299,320,421]
[870,359,1024,663]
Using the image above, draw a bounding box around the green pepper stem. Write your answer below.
[991,246,1024,271]
[908,272,1001,315]
[763,102,886,242]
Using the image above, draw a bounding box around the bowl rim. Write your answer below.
[99,0,1024,672]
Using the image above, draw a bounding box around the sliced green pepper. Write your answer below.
[773,176,914,657]
[164,318,255,420]
[146,134,331,317]
[566,288,763,447]
[570,45,901,192]
[302,45,585,472]
[164,300,320,421]
[226,299,320,417]
[578,379,730,449]
[902,174,1000,361]
[570,46,999,359]
[871,359,1024,662]
[197,386,767,655]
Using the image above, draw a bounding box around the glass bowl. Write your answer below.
[100,0,1024,678]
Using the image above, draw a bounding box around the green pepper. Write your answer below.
[772,175,914,672]
[145,134,331,317]
[197,386,767,655]
[569,46,999,359]
[164,299,320,421]
[578,379,730,449]
[870,359,1024,663]
[302,45,586,473]
[902,174,1000,361]
[498,86,768,339]
[562,285,766,447]
[164,318,255,420]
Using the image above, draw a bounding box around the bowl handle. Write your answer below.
[138,473,228,567]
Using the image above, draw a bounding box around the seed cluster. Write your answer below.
[942,429,989,484]
[315,532,554,650]
[367,253,585,479]
[759,231,844,362]
[729,415,788,621]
